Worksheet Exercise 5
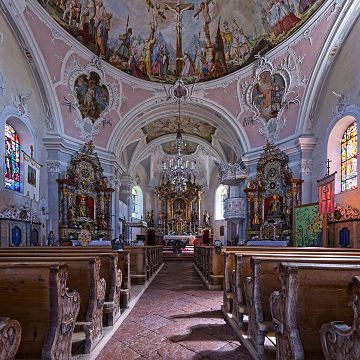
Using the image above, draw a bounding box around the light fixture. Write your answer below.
[161,78,198,193]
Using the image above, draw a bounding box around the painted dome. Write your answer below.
[39,0,325,84]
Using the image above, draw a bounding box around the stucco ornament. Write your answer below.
[62,56,120,140]
[0,71,4,96]
[240,54,301,142]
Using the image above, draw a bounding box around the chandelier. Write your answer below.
[161,79,198,193]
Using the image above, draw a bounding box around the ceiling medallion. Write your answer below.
[242,55,301,142]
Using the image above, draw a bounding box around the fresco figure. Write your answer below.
[232,20,251,64]
[79,0,96,44]
[148,1,166,35]
[165,2,194,76]
[271,0,300,36]
[152,43,170,79]
[194,0,214,46]
[94,1,112,58]
[116,28,133,60]
[298,0,318,14]
[221,21,233,61]
[62,0,81,27]
[178,53,196,77]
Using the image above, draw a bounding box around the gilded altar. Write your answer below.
[155,176,202,235]
[244,143,302,242]
[57,141,114,243]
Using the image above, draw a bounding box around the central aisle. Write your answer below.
[97,261,252,359]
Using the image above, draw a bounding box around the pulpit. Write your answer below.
[57,141,114,243]
[245,143,302,242]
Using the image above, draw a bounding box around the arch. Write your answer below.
[131,185,144,220]
[297,0,360,135]
[327,114,359,194]
[215,185,228,220]
[11,226,22,247]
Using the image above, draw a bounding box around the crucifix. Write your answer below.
[165,0,194,76]
[326,159,332,176]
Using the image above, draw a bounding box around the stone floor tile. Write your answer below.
[96,261,252,360]
[96,338,142,360]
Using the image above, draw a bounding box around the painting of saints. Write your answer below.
[74,72,109,122]
[252,71,286,121]
[28,165,36,187]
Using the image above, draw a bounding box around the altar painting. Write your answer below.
[39,0,325,84]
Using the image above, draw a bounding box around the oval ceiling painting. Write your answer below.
[40,0,325,84]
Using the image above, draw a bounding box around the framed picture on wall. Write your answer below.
[294,203,323,247]
[27,165,36,187]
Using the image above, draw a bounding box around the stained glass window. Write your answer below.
[5,124,21,192]
[341,121,357,192]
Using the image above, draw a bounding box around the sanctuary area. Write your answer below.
[0,0,360,359]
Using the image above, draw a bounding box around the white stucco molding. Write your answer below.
[297,0,359,135]
[0,0,65,136]
[108,95,248,158]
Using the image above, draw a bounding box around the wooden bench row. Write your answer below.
[0,245,163,359]
[221,247,360,360]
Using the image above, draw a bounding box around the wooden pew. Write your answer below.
[125,246,163,285]
[0,262,79,359]
[0,256,105,354]
[270,263,360,360]
[0,250,122,326]
[223,249,360,327]
[321,275,360,360]
[245,255,360,357]
[0,247,131,313]
[0,317,22,360]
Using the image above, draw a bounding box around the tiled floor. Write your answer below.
[97,261,253,359]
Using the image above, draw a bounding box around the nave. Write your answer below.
[97,261,252,360]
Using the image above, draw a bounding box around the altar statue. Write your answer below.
[79,195,88,217]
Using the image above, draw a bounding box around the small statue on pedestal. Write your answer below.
[203,210,210,227]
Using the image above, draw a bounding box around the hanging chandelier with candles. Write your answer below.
[160,79,199,193]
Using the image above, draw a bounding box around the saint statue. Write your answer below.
[79,195,88,217]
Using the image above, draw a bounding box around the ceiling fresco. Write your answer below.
[142,116,216,143]
[39,0,325,84]
[162,140,198,154]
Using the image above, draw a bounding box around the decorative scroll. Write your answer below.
[242,55,300,142]
[328,204,360,223]
[0,317,21,360]
[321,276,360,360]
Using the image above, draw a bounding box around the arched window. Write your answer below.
[5,124,21,192]
[215,185,228,220]
[341,121,357,192]
[131,186,143,220]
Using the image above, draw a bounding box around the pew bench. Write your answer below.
[0,262,80,359]
[0,256,105,355]
[245,255,360,357]
[321,275,360,359]
[270,262,360,360]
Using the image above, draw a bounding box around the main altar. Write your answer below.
[244,143,303,243]
[155,175,202,236]
[57,141,114,243]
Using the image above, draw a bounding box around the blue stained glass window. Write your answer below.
[5,124,21,192]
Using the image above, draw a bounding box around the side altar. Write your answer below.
[244,143,303,243]
[57,141,114,243]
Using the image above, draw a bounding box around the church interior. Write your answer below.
[0,0,360,359]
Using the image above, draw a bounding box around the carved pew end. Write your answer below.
[0,317,22,360]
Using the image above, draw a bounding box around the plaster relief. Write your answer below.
[62,56,120,140]
[239,54,302,142]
